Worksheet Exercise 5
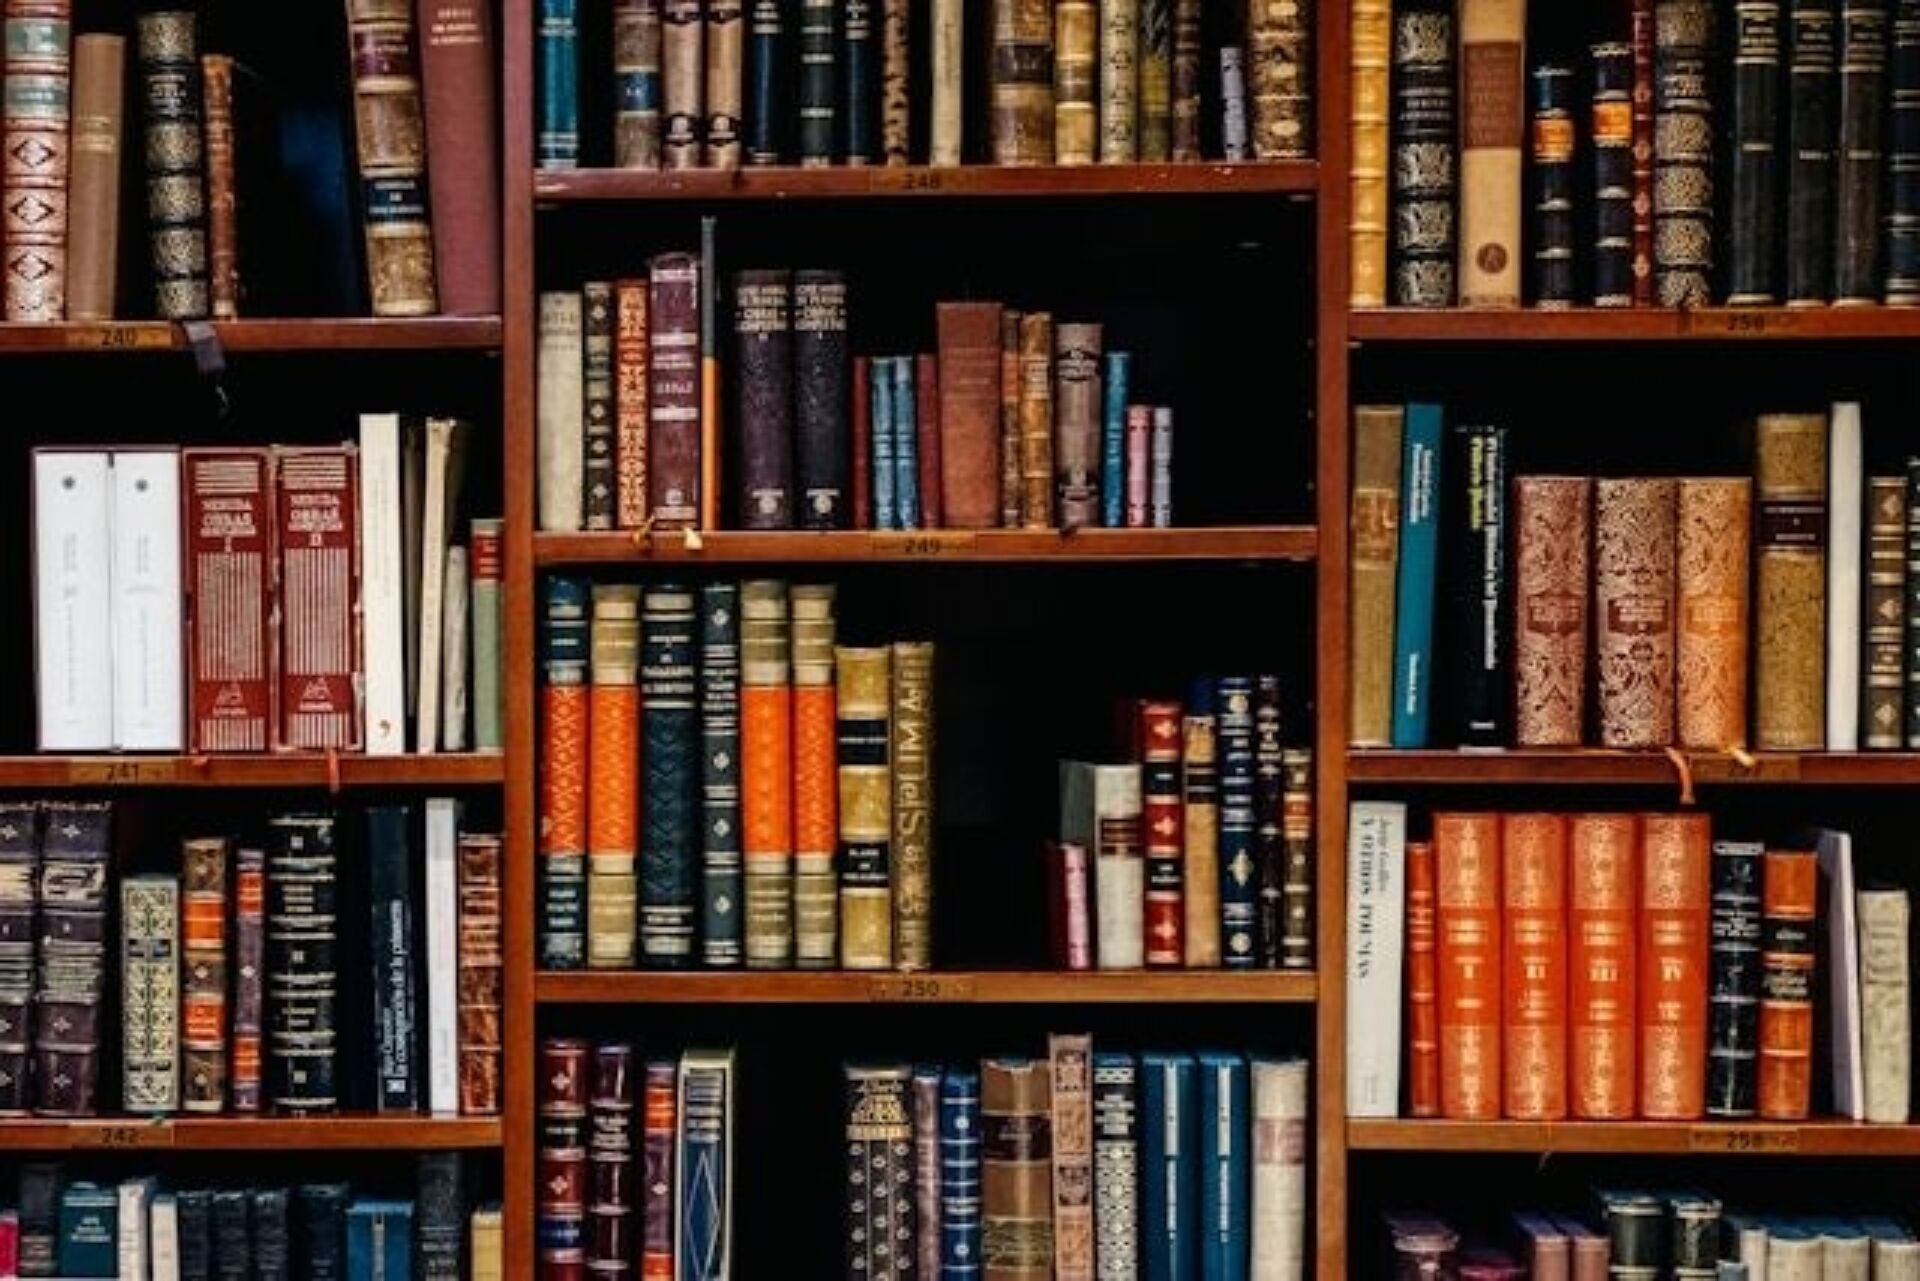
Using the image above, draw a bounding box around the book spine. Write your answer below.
[184,450,276,753]
[1348,406,1403,747]
[1653,0,1717,306]
[798,0,835,165]
[1891,0,1920,299]
[1640,813,1712,1119]
[137,11,207,318]
[108,450,184,752]
[837,645,893,968]
[200,54,237,318]
[416,1155,465,1280]
[913,1067,943,1277]
[734,269,795,529]
[469,519,504,751]
[1755,414,1829,749]
[1101,352,1129,527]
[1676,478,1753,749]
[275,448,362,751]
[1788,0,1839,301]
[0,806,33,1118]
[844,1066,916,1277]
[675,1052,734,1279]
[1830,417,1868,751]
[65,33,120,320]
[1138,0,1171,159]
[417,0,499,311]
[1050,1036,1095,1279]
[918,356,942,527]
[699,583,744,967]
[1344,802,1407,1118]
[794,270,850,529]
[1869,477,1908,747]
[613,281,651,528]
[1513,477,1591,747]
[589,1044,635,1276]
[663,0,703,168]
[1569,814,1641,1120]
[1453,424,1511,745]
[1000,309,1023,526]
[1139,1054,1195,1279]
[882,0,910,163]
[1249,0,1311,159]
[1181,687,1221,968]
[1254,678,1286,969]
[1216,678,1258,968]
[121,876,180,1114]
[1093,1054,1138,1279]
[180,839,228,1113]
[1196,1054,1249,1279]
[1707,840,1765,1118]
[582,283,617,529]
[1859,888,1912,1122]
[1149,407,1173,528]
[641,1060,675,1277]
[1279,748,1313,971]
[252,1187,291,1280]
[1405,840,1439,1116]
[1729,2,1784,303]
[648,253,702,529]
[587,584,640,970]
[33,451,111,750]
[344,0,437,315]
[425,800,461,1115]
[891,642,934,970]
[1501,813,1568,1120]
[893,358,920,529]
[1390,405,1442,747]
[1048,840,1093,969]
[1390,2,1456,307]
[1054,322,1103,530]
[640,586,699,968]
[536,1038,588,1272]
[706,0,743,167]
[744,0,780,165]
[872,358,897,529]
[1908,459,1920,746]
[852,356,873,527]
[1836,0,1889,301]
[615,0,664,169]
[1140,699,1185,968]
[539,577,591,970]
[1457,0,1526,307]
[1530,66,1576,306]
[937,301,1005,529]
[1759,848,1817,1118]
[1435,812,1500,1119]
[1249,1060,1308,1280]
[1594,478,1678,748]
[1170,0,1201,159]
[537,0,580,167]
[230,846,264,1111]
[931,0,962,164]
[1631,0,1657,302]
[991,0,1055,164]
[941,1069,982,1272]
[538,292,586,532]
[791,586,839,968]
[4,0,69,321]
[1101,0,1139,162]
[1055,0,1096,164]
[457,834,503,1114]
[842,0,874,164]
[1348,0,1389,305]
[1018,312,1055,527]
[742,580,794,967]
[1591,43,1636,305]
[1222,48,1250,159]
[264,815,338,1113]
[982,1059,1054,1277]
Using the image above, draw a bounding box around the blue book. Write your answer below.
[873,358,897,529]
[537,0,580,168]
[345,1200,413,1281]
[1102,352,1132,527]
[1141,1053,1198,1281]
[57,1182,116,1279]
[276,106,364,316]
[1092,1052,1139,1279]
[699,583,744,967]
[1195,1053,1250,1281]
[642,586,700,967]
[940,1068,983,1277]
[1214,678,1259,967]
[539,576,590,969]
[677,1049,735,1280]
[1390,403,1444,747]
[894,357,920,529]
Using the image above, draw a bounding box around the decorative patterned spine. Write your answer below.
[1248,0,1310,159]
[842,0,874,164]
[1180,682,1220,968]
[183,450,275,753]
[1435,811,1501,1119]
[1836,0,1890,302]
[1632,0,1657,303]
[586,584,640,970]
[1676,478,1752,749]
[1591,43,1636,305]
[882,0,909,163]
[913,1066,944,1278]
[1053,322,1102,529]
[798,0,835,166]
[931,0,962,165]
[734,269,794,530]
[343,0,437,316]
[844,1065,916,1278]
[1279,748,1313,970]
[641,1059,676,1276]
[1140,699,1184,968]
[1529,66,1575,307]
[137,11,209,320]
[791,585,839,968]
[1867,476,1907,748]
[1754,414,1829,750]
[1653,0,1716,306]
[456,833,503,1114]
[697,584,743,968]
[230,845,264,1112]
[264,814,338,1114]
[705,0,743,167]
[536,1038,588,1272]
[4,0,69,321]
[582,282,617,530]
[1513,477,1591,747]
[1729,2,1784,303]
[200,53,237,318]
[1348,0,1390,306]
[1253,678,1286,969]
[1501,814,1568,1120]
[1137,0,1171,159]
[0,804,33,1118]
[615,0,664,169]
[1570,814,1637,1118]
[663,0,703,169]
[121,875,179,1114]
[537,0,579,168]
[741,580,793,967]
[1050,1034,1094,1279]
[1707,840,1764,1118]
[1889,0,1920,300]
[891,642,934,971]
[588,1043,635,1278]
[1018,313,1055,527]
[1908,459,1920,746]
[837,645,893,968]
[1759,848,1817,1118]
[991,0,1054,164]
[675,1051,734,1281]
[648,252,702,529]
[1054,0,1095,164]
[744,0,782,165]
[180,838,228,1112]
[940,1068,983,1273]
[1593,478,1678,749]
[1170,0,1201,159]
[794,270,850,529]
[275,448,362,751]
[1000,310,1023,526]
[640,585,698,968]
[539,577,591,970]
[1092,1053,1138,1279]
[1788,0,1839,302]
[982,1058,1054,1277]
[1391,2,1456,307]
[1100,0,1138,162]
[1639,813,1711,1119]
[1215,676,1259,968]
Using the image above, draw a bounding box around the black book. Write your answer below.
[1597,1190,1664,1269]
[1905,458,1920,745]
[1706,840,1764,1117]
[366,804,420,1113]
[1446,424,1511,746]
[793,269,851,528]
[1728,1,1785,304]
[298,1184,351,1281]
[213,1189,252,1281]
[17,1161,60,1278]
[583,281,618,529]
[1592,43,1638,305]
[699,583,745,968]
[1389,0,1456,307]
[843,0,875,163]
[0,802,38,1117]
[640,586,700,968]
[746,0,787,164]
[1529,65,1577,307]
[1788,0,1839,302]
[798,0,837,165]
[1889,0,1920,300]
[734,268,796,529]
[1253,676,1287,969]
[266,814,340,1114]
[177,1188,214,1281]
[418,1153,467,1280]
[1836,0,1889,301]
[251,1188,291,1281]
[32,801,110,1118]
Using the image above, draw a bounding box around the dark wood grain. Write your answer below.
[536,970,1319,1004]
[0,1116,503,1151]
[534,526,1319,565]
[538,162,1319,202]
[1348,1118,1920,1157]
[0,317,502,353]
[0,753,505,788]
[1350,307,1920,342]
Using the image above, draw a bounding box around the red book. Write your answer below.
[274,447,361,751]
[1435,812,1502,1119]
[416,0,501,314]
[641,1059,677,1280]
[852,355,873,530]
[1629,0,1654,306]
[1501,813,1568,1120]
[1759,848,1817,1120]
[230,845,265,1112]
[1405,839,1440,1117]
[916,352,943,529]
[183,449,277,753]
[646,252,701,529]
[538,1038,589,1278]
[1047,840,1092,969]
[1639,812,1711,1119]
[614,278,649,529]
[1139,699,1184,967]
[1568,813,1638,1119]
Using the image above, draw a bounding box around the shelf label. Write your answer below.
[1688,1125,1800,1154]
[1688,310,1801,338]
[875,169,948,193]
[873,532,978,558]
[79,1121,176,1149]
[868,975,975,1002]
[66,759,182,785]
[66,324,172,351]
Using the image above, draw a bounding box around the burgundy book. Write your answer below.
[184,449,276,753]
[936,301,1004,529]
[274,447,362,751]
[641,1058,676,1276]
[538,1038,589,1276]
[458,832,503,1114]
[230,845,265,1112]
[647,252,702,529]
[916,352,942,529]
[852,355,873,530]
[416,0,501,314]
[1047,840,1093,969]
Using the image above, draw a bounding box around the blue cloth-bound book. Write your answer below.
[1196,1052,1250,1281]
[1390,402,1444,748]
[537,0,580,168]
[1214,677,1259,967]
[873,358,898,530]
[344,1200,413,1281]
[641,585,701,968]
[939,1067,983,1277]
[893,356,920,529]
[1102,352,1132,527]
[57,1182,116,1279]
[1141,1052,1198,1281]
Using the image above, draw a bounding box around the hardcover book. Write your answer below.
[1652,0,1716,305]
[913,1065,942,1278]
[1754,413,1829,749]
[648,252,702,529]
[1829,402,1865,750]
[1591,42,1635,305]
[368,807,419,1113]
[734,269,795,530]
[640,585,699,968]
[1140,1052,1196,1281]
[1760,847,1817,1119]
[121,875,179,1114]
[1706,840,1764,1118]
[1676,478,1752,749]
[1182,684,1221,968]
[1435,812,1501,1119]
[663,0,704,168]
[1502,813,1568,1120]
[614,0,663,168]
[1390,1,1456,306]
[275,448,361,751]
[845,1065,916,1278]
[1569,814,1638,1119]
[583,282,617,529]
[990,0,1054,164]
[1250,1058,1308,1281]
[1866,476,1906,748]
[1349,407,1404,748]
[1054,322,1103,530]
[1197,1052,1250,1280]
[1640,813,1711,1119]
[1248,0,1311,159]
[1457,0,1526,306]
[343,0,437,316]
[1345,800,1406,1117]
[586,584,638,972]
[1061,762,1144,970]
[66,33,121,321]
[1392,405,1443,747]
[1141,700,1186,968]
[538,291,584,533]
[539,576,590,970]
[741,579,794,968]
[1349,0,1390,305]
[456,833,503,1114]
[676,1049,734,1280]
[137,11,209,319]
[1857,886,1911,1123]
[1835,0,1888,301]
[33,450,112,750]
[1139,0,1171,158]
[699,582,744,967]
[792,585,838,967]
[1789,0,1839,302]
[417,0,499,314]
[1050,1034,1095,1279]
[179,838,227,1112]
[1054,0,1095,164]
[615,279,650,527]
[941,1068,983,1275]
[265,814,338,1114]
[838,645,893,969]
[1405,839,1439,1117]
[4,0,70,322]
[1513,476,1591,747]
[794,271,850,528]
[1593,478,1677,748]
[891,641,934,971]
[1217,677,1260,967]
[1448,424,1511,745]
[183,450,276,754]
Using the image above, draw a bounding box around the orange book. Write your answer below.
[1501,813,1568,1120]
[586,585,641,969]
[1405,839,1440,1117]
[1638,813,1712,1120]
[1758,848,1817,1120]
[741,580,795,967]
[790,584,840,968]
[1435,812,1502,1120]
[1568,814,1638,1119]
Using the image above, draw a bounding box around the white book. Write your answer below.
[150,1192,182,1281]
[359,413,408,754]
[1345,800,1407,1117]
[537,289,585,532]
[1059,761,1144,969]
[425,795,461,1115]
[34,449,115,749]
[1817,828,1865,1120]
[1857,887,1911,1123]
[1823,1228,1871,1281]
[441,545,470,752]
[1725,1214,1768,1279]
[117,1177,156,1279]
[1768,1229,1823,1281]
[1827,401,1863,750]
[416,418,470,754]
[1250,1058,1308,1281]
[1873,1236,1920,1281]
[108,450,183,751]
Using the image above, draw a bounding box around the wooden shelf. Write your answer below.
[0,317,502,354]
[0,753,505,788]
[1349,306,1920,343]
[1347,749,1920,787]
[536,969,1318,1004]
[0,1116,503,1152]
[536,161,1318,203]
[534,526,1317,566]
[1348,1118,1920,1157]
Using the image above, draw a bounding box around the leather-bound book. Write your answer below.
[1390,1,1456,307]
[1091,1055,1137,1277]
[982,1058,1054,1278]
[536,1038,588,1272]
[1138,0,1171,159]
[137,12,209,320]
[1728,2,1783,304]
[539,577,590,970]
[797,0,834,165]
[1457,0,1526,307]
[931,0,963,164]
[640,585,698,969]
[4,0,69,321]
[991,0,1055,164]
[1435,812,1501,1119]
[1181,681,1221,968]
[343,0,437,316]
[1249,0,1310,159]
[417,0,499,312]
[881,0,909,163]
[180,838,228,1113]
[1530,66,1576,306]
[1054,0,1095,164]
[615,0,664,169]
[837,645,893,968]
[1501,813,1568,1120]
[1857,886,1911,1121]
[1754,413,1828,749]
[845,1065,916,1277]
[733,269,794,530]
[1405,838,1440,1116]
[1048,840,1093,968]
[706,0,743,167]
[697,583,743,966]
[1653,0,1716,306]
[201,54,238,318]
[640,1058,676,1275]
[1591,43,1635,306]
[743,0,780,164]
[794,270,850,529]
[916,353,942,528]
[1349,406,1403,748]
[31,803,109,1117]
[1018,312,1055,527]
[842,0,874,164]
[1706,840,1763,1117]
[1449,424,1510,745]
[1676,478,1752,750]
[1253,676,1285,967]
[1788,0,1839,303]
[417,1155,465,1279]
[1139,699,1185,967]
[275,448,363,750]
[537,0,579,170]
[184,450,275,753]
[891,641,934,970]
[1594,478,1677,749]
[935,302,1002,528]
[263,813,339,1113]
[0,804,32,1118]
[874,358,897,527]
[852,356,872,526]
[1053,322,1102,530]
[648,252,702,529]
[891,357,920,527]
[121,875,179,1114]
[1908,460,1920,746]
[1170,0,1201,159]
[1049,1035,1094,1279]
[1216,676,1259,967]
[791,585,839,968]
[1639,812,1711,1120]
[1349,0,1390,306]
[1000,309,1023,524]
[663,0,703,169]
[1513,476,1591,748]
[1835,0,1888,302]
[614,280,649,528]
[1631,0,1656,304]
[940,1068,983,1272]
[1221,42,1250,160]
[1385,1215,1461,1278]
[1100,0,1138,162]
[538,291,584,532]
[66,34,121,321]
[1889,0,1920,300]
[912,1066,943,1277]
[229,845,265,1112]
[586,584,640,969]
[1280,748,1312,970]
[1513,1215,1569,1281]
[1759,847,1816,1118]
[456,832,503,1113]
[583,282,616,529]
[1867,476,1906,747]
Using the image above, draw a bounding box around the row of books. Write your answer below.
[538,577,937,971]
[0,799,502,1119]
[32,420,498,756]
[1345,805,1911,1126]
[535,1040,734,1280]
[0,1157,497,1280]
[537,266,1183,536]
[1054,677,1314,972]
[1351,403,1915,753]
[535,0,1310,171]
[1357,0,1920,310]
[1384,1197,1920,1280]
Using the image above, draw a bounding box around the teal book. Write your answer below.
[345,1199,414,1280]
[873,358,897,529]
[1389,402,1444,748]
[1102,352,1132,527]
[1141,1052,1198,1281]
[57,1182,117,1279]
[893,357,920,530]
[1195,1052,1250,1281]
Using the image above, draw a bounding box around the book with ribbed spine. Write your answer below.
[982,1057,1052,1277]
[663,0,703,168]
[1501,814,1567,1120]
[539,576,591,970]
[1908,459,1920,747]
[343,0,437,316]
[742,580,793,967]
[582,283,617,529]
[1348,0,1389,305]
[1867,477,1907,748]
[1091,1053,1136,1279]
[1250,1060,1308,1279]
[614,280,650,528]
[1390,1,1455,306]
[745,0,779,165]
[1591,43,1635,305]
[1216,676,1259,969]
[614,0,662,168]
[1836,0,1888,301]
[1457,0,1525,306]
[231,845,264,1111]
[1170,0,1201,158]
[1100,0,1137,162]
[1054,0,1095,164]
[1788,0,1838,302]
[794,270,850,529]
[457,833,502,1114]
[1570,814,1637,1119]
[1197,1053,1249,1278]
[1513,476,1590,747]
[642,1058,676,1276]
[845,1064,915,1277]
[1054,322,1102,530]
[792,585,839,967]
[264,814,337,1114]
[589,1044,635,1277]
[1140,699,1184,968]
[586,585,639,970]
[913,1066,943,1277]
[882,0,909,164]
[538,291,584,533]
[1707,840,1764,1118]
[1640,813,1711,1119]
[1000,310,1023,526]
[1404,840,1438,1116]
[275,447,362,751]
[1349,407,1402,747]
[941,1067,982,1274]
[1891,0,1920,299]
[32,802,109,1116]
[837,645,892,968]
[676,1049,733,1280]
[1676,478,1752,750]
[0,804,33,1117]
[121,875,179,1114]
[641,585,698,968]
[892,357,920,529]
[1018,314,1054,528]
[706,0,743,167]
[4,0,70,321]
[1181,683,1220,968]
[1728,2,1784,303]
[798,0,834,165]
[842,0,874,163]
[1063,762,1142,970]
[1139,0,1171,159]
[537,1040,588,1271]
[734,269,794,530]
[1755,414,1828,750]
[891,642,934,971]
[1435,812,1500,1119]
[873,357,898,529]
[1253,679,1286,970]
[1048,1034,1094,1279]
[1248,0,1309,159]
[1275,747,1313,974]
[1594,478,1677,748]
[200,53,236,319]
[649,253,702,529]
[1140,1052,1195,1279]
[700,583,744,967]
[537,0,579,167]
[1530,65,1576,306]
[1391,405,1442,747]
[180,838,228,1112]
[991,0,1053,164]
[1760,847,1817,1117]
[1653,0,1715,306]
[137,11,208,319]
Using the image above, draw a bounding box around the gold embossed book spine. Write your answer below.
[200,53,239,319]
[180,837,229,1112]
[836,645,893,969]
[1677,478,1753,750]
[1347,0,1390,305]
[882,0,909,164]
[1249,0,1311,160]
[1053,0,1096,165]
[343,0,437,316]
[991,0,1054,165]
[1754,413,1829,750]
[890,641,934,972]
[1018,312,1055,528]
[1458,0,1526,307]
[1137,0,1171,160]
[1099,0,1138,162]
[792,585,840,968]
[1594,478,1677,749]
[1866,475,1907,748]
[137,11,209,321]
[1513,476,1591,748]
[1653,0,1717,306]
[587,584,640,970]
[4,0,69,321]
[1170,0,1202,158]
[1348,406,1403,748]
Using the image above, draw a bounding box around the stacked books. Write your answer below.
[537,268,1186,535]
[32,420,501,756]
[1344,804,1912,1127]
[539,576,937,972]
[845,1037,1309,1279]
[0,1156,500,1279]
[535,1039,734,1281]
[535,0,1311,170]
[1055,675,1313,971]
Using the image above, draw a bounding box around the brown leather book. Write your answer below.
[1865,476,1907,749]
[982,1057,1054,1277]
[1347,0,1389,305]
[1457,0,1527,307]
[343,0,438,316]
[882,0,910,163]
[5,0,71,322]
[1758,847,1816,1119]
[417,0,502,314]
[1502,813,1568,1120]
[1593,478,1677,748]
[1018,312,1054,528]
[1639,812,1710,1120]
[1676,477,1752,750]
[615,279,649,529]
[935,302,1003,529]
[1569,813,1637,1119]
[1753,413,1829,749]
[1513,476,1591,747]
[991,0,1055,165]
[1053,321,1102,530]
[1435,812,1501,1120]
[1248,0,1311,160]
[647,252,701,529]
[1348,406,1404,748]
[200,54,239,319]
[1405,838,1440,1117]
[1053,0,1096,164]
[705,0,743,168]
[1000,308,1023,526]
[1170,0,1201,160]
[66,33,123,322]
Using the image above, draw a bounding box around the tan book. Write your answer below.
[1754,413,1828,750]
[66,33,123,321]
[1456,0,1526,307]
[1099,0,1139,162]
[704,0,743,168]
[1513,477,1591,747]
[1018,312,1055,528]
[1858,888,1911,1124]
[1137,0,1171,160]
[931,0,963,164]
[1181,703,1221,967]
[663,0,704,170]
[1049,1033,1094,1279]
[890,642,935,970]
[469,1206,503,1281]
[791,585,839,967]
[1248,0,1311,160]
[1348,0,1390,306]
[1000,308,1024,525]
[1348,406,1404,747]
[1676,478,1752,750]
[586,584,641,970]
[991,0,1055,165]
[837,645,894,969]
[1053,0,1096,164]
[982,1058,1054,1278]
[1593,478,1677,748]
